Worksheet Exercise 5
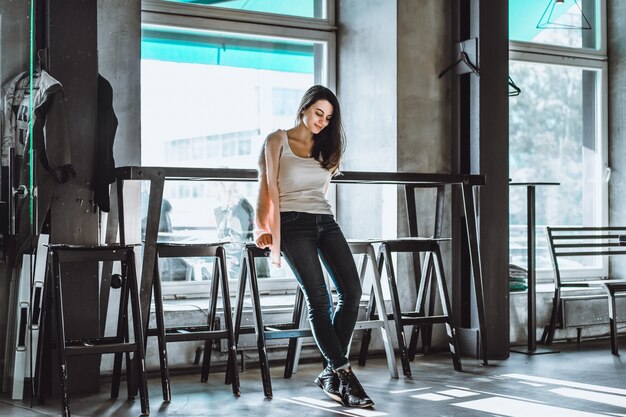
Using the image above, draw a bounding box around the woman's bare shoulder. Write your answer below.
[264,129,286,150]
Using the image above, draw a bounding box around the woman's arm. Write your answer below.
[255,145,271,237]
[255,131,283,265]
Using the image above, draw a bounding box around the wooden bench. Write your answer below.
[542,226,626,355]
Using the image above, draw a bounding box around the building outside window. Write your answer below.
[140,0,335,295]
[508,0,608,280]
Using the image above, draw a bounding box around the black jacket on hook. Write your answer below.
[93,74,118,213]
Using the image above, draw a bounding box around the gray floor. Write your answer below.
[1,339,625,417]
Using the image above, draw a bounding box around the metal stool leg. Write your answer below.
[358,253,384,365]
[35,268,53,404]
[153,254,171,402]
[225,260,248,385]
[381,244,412,377]
[284,288,306,378]
[366,245,398,378]
[111,264,131,400]
[246,248,273,398]
[424,255,437,352]
[432,246,462,371]
[200,259,220,382]
[419,253,438,355]
[356,254,374,366]
[608,290,619,355]
[51,252,71,417]
[122,270,135,401]
[216,246,241,395]
[408,252,431,359]
[126,254,150,415]
[290,301,310,375]
[543,290,561,345]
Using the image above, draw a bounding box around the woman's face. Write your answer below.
[301,99,333,135]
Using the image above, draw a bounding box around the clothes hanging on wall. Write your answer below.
[93,74,118,213]
[0,70,75,266]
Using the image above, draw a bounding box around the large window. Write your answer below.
[508,0,607,279]
[141,1,334,294]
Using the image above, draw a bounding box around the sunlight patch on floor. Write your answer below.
[454,397,608,417]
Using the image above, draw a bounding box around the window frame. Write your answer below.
[141,0,336,296]
[509,1,608,282]
[142,0,336,32]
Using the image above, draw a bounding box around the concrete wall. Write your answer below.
[396,0,452,322]
[337,0,453,349]
[97,0,142,167]
[336,0,397,242]
[397,0,451,176]
[0,1,29,84]
[96,0,142,374]
[608,1,626,277]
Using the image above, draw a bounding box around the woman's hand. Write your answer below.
[255,233,273,249]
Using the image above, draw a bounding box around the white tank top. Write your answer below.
[278,132,333,215]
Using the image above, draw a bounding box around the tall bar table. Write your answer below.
[114,167,489,364]
[510,182,560,355]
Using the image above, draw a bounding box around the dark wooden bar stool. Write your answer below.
[376,237,462,376]
[37,244,149,417]
[227,243,313,398]
[143,242,240,401]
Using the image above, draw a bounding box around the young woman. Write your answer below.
[254,85,374,408]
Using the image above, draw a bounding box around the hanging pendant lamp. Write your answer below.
[536,0,592,30]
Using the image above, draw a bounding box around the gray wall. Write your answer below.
[97,0,142,167]
[0,1,30,83]
[609,0,626,278]
[336,0,397,241]
[337,0,454,349]
[396,0,452,320]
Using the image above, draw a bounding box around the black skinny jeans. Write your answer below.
[280,211,362,370]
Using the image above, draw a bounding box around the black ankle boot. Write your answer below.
[314,365,341,402]
[335,367,375,408]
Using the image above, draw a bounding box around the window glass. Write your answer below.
[160,0,326,19]
[509,0,599,49]
[509,61,601,272]
[141,24,325,282]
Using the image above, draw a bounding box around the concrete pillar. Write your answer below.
[97,0,142,167]
[337,0,455,349]
[608,0,626,277]
[467,0,510,359]
[46,0,100,393]
[396,0,452,321]
[336,0,397,241]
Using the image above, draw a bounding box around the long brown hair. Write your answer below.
[295,85,345,174]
